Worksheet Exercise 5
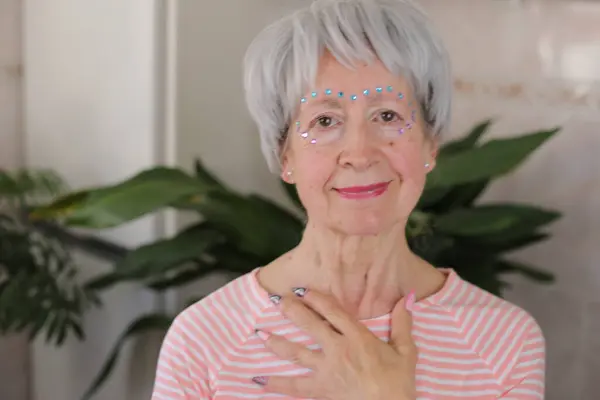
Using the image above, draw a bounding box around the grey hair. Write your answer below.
[243,0,452,172]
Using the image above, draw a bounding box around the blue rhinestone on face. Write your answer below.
[325,89,332,95]
[376,87,383,93]
[301,97,307,103]
[398,92,404,99]
[363,89,370,96]
[338,91,344,98]
[386,85,393,92]
[351,95,357,101]
[311,92,318,98]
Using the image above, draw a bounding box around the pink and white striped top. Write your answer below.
[152,268,545,399]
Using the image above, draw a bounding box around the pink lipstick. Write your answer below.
[334,182,390,199]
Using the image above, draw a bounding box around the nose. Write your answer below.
[337,119,378,171]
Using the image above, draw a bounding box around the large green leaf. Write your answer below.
[33,168,207,228]
[439,119,493,156]
[182,189,303,259]
[194,158,226,188]
[434,205,560,237]
[495,259,554,283]
[81,313,172,400]
[425,128,558,190]
[85,223,224,290]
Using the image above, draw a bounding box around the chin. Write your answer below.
[330,212,393,236]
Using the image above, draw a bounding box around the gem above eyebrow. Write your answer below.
[363,89,370,96]
[338,91,344,98]
[351,95,358,100]
[376,87,383,93]
[311,92,318,98]
[300,97,307,103]
[325,89,332,95]
[386,85,393,92]
[398,92,404,99]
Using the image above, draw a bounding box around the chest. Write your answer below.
[211,327,501,399]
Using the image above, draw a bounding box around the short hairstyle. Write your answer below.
[243,0,452,172]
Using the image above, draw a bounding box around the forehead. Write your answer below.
[311,52,411,95]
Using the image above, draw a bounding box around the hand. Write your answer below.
[253,288,417,400]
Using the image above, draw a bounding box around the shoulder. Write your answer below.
[164,270,268,364]
[436,272,545,377]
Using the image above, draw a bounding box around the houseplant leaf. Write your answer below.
[425,128,559,190]
[495,259,555,283]
[85,222,224,290]
[434,204,560,237]
[80,313,172,400]
[438,118,493,156]
[32,167,207,228]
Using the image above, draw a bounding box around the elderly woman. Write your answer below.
[152,0,545,399]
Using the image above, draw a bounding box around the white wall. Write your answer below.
[0,1,30,399]
[23,1,167,399]
[174,0,600,398]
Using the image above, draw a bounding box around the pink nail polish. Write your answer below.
[405,290,416,312]
[252,376,268,386]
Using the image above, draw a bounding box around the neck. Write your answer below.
[261,220,445,319]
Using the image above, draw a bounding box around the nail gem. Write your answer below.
[292,287,307,297]
[269,294,282,305]
[252,376,269,386]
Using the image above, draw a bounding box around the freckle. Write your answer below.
[388,141,395,147]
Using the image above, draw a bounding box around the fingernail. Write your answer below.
[405,290,416,312]
[252,376,268,386]
[269,294,282,305]
[292,287,307,297]
[255,329,270,341]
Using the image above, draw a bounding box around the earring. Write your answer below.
[425,163,430,169]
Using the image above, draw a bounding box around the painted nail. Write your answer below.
[269,294,282,305]
[292,287,307,297]
[252,376,268,386]
[405,290,416,312]
[255,329,270,341]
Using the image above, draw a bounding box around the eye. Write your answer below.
[310,115,341,130]
[317,116,334,127]
[377,110,401,123]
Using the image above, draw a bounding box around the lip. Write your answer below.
[334,182,390,199]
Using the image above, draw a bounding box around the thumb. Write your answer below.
[389,291,415,353]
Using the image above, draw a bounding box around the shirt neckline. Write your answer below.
[245,266,461,319]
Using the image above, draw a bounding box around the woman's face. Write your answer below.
[282,53,437,236]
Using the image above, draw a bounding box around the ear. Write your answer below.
[425,135,439,170]
[280,156,295,184]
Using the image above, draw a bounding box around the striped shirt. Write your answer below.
[152,268,545,399]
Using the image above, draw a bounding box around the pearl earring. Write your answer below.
[425,163,430,169]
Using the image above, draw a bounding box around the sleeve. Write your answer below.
[151,313,212,399]
[499,322,546,399]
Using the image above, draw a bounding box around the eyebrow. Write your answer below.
[303,92,401,109]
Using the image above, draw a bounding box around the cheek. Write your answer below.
[292,148,334,200]
[385,139,427,186]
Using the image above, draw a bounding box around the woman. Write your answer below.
[152,0,545,399]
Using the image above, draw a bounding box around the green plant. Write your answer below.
[0,169,98,345]
[32,119,561,399]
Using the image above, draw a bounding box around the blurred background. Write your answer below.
[1,0,599,399]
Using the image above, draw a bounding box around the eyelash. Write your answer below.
[301,109,405,134]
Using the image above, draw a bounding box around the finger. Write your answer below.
[263,332,322,369]
[389,293,416,355]
[254,374,318,398]
[296,289,368,338]
[280,295,340,346]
